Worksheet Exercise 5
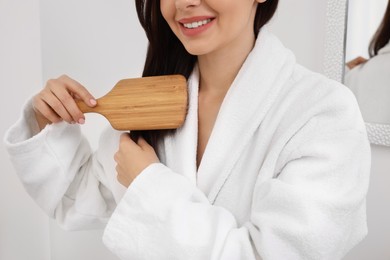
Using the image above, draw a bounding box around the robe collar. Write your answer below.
[164,28,296,204]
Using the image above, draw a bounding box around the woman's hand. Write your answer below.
[346,56,368,70]
[114,134,160,188]
[32,74,97,130]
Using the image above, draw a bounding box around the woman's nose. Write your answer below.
[175,0,201,10]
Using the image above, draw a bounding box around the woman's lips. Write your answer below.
[178,16,215,37]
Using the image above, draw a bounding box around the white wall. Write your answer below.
[269,0,327,74]
[0,1,50,260]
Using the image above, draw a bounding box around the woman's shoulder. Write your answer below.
[273,64,366,134]
[265,67,367,156]
[287,64,359,110]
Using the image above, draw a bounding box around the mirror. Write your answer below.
[343,0,390,146]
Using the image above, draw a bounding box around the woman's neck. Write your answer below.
[197,34,255,96]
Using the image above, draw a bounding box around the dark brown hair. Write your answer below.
[132,0,279,149]
[369,0,390,57]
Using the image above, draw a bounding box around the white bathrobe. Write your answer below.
[4,29,371,260]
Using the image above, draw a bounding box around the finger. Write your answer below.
[115,164,124,175]
[41,90,74,123]
[113,151,121,164]
[358,57,367,64]
[116,166,130,187]
[116,167,125,183]
[58,75,97,107]
[33,97,62,123]
[120,133,137,147]
[114,152,119,163]
[49,83,85,123]
[137,136,151,149]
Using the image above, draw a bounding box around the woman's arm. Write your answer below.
[4,99,118,230]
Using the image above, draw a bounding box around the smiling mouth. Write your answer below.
[182,18,213,29]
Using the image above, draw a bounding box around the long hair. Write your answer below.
[369,0,390,57]
[132,0,279,149]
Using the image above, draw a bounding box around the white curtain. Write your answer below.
[346,0,388,61]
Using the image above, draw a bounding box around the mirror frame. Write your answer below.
[323,0,348,83]
[323,0,390,147]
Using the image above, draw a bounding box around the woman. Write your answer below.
[344,0,390,124]
[4,0,370,259]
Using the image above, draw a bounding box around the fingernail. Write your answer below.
[78,118,85,124]
[90,99,97,106]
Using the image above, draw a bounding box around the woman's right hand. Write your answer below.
[32,75,97,130]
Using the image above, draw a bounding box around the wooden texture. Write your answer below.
[76,75,188,130]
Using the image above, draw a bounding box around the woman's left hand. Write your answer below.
[346,56,368,69]
[114,133,160,187]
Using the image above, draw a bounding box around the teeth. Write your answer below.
[183,19,212,29]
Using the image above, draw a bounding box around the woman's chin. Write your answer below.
[183,44,212,56]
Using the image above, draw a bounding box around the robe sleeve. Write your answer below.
[102,94,370,259]
[4,99,117,230]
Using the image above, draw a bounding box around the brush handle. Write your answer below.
[76,100,96,113]
[75,75,188,130]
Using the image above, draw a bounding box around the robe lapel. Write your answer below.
[197,29,297,203]
[163,68,200,185]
